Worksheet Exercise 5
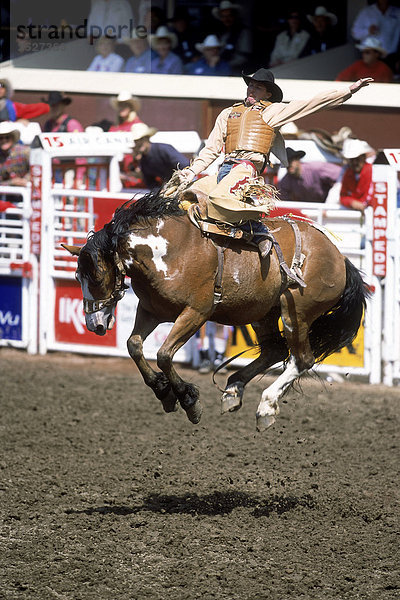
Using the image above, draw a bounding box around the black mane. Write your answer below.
[111,190,185,237]
[82,190,185,260]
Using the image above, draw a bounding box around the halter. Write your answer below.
[82,252,129,314]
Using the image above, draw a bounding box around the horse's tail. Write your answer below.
[309,257,371,362]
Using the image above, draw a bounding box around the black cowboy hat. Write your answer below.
[41,91,72,106]
[286,147,306,162]
[242,68,283,103]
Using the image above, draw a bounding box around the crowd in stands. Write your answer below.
[3,2,400,82]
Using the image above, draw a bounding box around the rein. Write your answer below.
[82,252,129,314]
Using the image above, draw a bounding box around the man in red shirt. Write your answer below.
[109,91,143,132]
[340,138,374,211]
[336,36,393,83]
[0,78,50,122]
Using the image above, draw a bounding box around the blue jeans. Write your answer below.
[217,161,234,183]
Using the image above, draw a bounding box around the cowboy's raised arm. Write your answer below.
[264,78,374,130]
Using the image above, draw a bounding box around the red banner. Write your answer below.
[30,164,42,256]
[371,181,388,278]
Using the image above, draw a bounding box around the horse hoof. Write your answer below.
[256,413,276,432]
[185,400,202,424]
[221,392,242,414]
[160,390,179,413]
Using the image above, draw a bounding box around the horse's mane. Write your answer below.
[83,190,185,259]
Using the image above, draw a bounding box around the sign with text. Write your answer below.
[30,163,42,256]
[0,277,22,341]
[371,180,388,277]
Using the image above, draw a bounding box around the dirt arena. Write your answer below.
[1,348,399,599]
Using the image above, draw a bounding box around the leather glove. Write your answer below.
[178,168,196,184]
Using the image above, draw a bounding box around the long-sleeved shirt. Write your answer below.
[340,163,373,208]
[185,57,231,76]
[87,53,124,72]
[139,142,189,189]
[278,161,342,203]
[188,85,352,175]
[351,3,400,55]
[269,30,310,66]
[0,98,50,121]
[151,52,183,75]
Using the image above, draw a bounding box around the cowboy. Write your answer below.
[339,138,374,212]
[150,25,183,74]
[109,91,142,132]
[336,36,393,83]
[176,68,373,257]
[124,122,189,190]
[42,92,83,132]
[185,35,231,76]
[0,121,30,211]
[278,147,342,204]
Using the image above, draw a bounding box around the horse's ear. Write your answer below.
[61,243,81,256]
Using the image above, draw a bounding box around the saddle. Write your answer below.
[181,189,306,297]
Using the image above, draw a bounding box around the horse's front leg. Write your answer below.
[127,302,178,413]
[156,307,208,424]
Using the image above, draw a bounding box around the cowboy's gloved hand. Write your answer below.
[178,168,195,184]
[350,78,374,94]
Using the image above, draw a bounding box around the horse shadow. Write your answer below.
[66,490,316,518]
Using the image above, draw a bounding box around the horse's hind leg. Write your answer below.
[157,307,209,424]
[221,310,289,414]
[256,290,316,432]
[127,302,178,413]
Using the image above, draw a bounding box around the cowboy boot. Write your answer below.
[258,238,273,258]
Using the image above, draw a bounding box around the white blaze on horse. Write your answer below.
[63,192,369,431]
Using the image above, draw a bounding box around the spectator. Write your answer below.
[150,26,183,74]
[126,122,189,190]
[301,6,339,57]
[87,37,124,72]
[0,78,50,122]
[109,91,142,132]
[0,121,30,188]
[278,147,342,203]
[123,31,155,73]
[196,323,229,374]
[211,1,252,74]
[87,0,134,41]
[42,92,83,132]
[336,36,393,83]
[351,0,400,66]
[185,35,231,76]
[168,7,201,65]
[269,10,310,67]
[340,138,374,212]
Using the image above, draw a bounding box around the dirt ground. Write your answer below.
[0,348,399,600]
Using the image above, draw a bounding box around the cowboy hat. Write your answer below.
[356,36,387,57]
[307,6,338,27]
[286,147,306,162]
[0,121,21,143]
[128,123,158,147]
[150,26,178,49]
[242,68,283,103]
[342,138,373,159]
[212,1,241,20]
[41,91,72,106]
[195,35,222,53]
[110,91,141,113]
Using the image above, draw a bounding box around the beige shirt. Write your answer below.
[190,85,352,174]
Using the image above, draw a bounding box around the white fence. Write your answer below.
[6,132,398,384]
[0,186,38,353]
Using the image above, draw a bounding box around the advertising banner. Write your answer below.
[0,277,22,342]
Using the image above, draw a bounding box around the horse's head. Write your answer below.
[62,242,128,336]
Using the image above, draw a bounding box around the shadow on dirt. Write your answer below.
[66,491,316,518]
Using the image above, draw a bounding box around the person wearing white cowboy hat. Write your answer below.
[185,35,231,76]
[109,91,143,132]
[121,122,189,191]
[211,0,251,73]
[301,6,339,56]
[0,78,50,123]
[150,26,183,75]
[340,138,375,212]
[336,36,393,83]
[351,0,400,58]
[172,68,373,258]
[0,121,30,188]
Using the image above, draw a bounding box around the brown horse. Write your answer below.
[63,191,370,431]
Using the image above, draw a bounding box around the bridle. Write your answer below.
[82,252,129,314]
